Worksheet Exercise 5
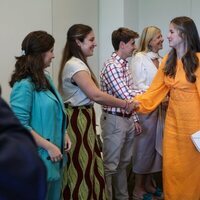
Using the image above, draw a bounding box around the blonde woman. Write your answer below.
[131,26,165,200]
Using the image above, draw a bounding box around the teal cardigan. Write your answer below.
[10,75,67,181]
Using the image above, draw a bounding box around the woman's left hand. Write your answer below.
[64,133,71,152]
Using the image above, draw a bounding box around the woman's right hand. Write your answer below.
[46,143,63,162]
[125,100,140,113]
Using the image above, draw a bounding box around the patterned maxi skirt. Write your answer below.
[61,105,107,200]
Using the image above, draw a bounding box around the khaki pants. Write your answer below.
[100,112,135,200]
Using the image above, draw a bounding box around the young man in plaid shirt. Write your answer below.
[100,27,142,200]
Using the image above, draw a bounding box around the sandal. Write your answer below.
[132,193,154,200]
[143,193,154,200]
[152,187,164,200]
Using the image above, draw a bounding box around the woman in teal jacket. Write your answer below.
[9,31,71,200]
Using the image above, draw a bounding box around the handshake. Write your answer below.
[123,99,139,114]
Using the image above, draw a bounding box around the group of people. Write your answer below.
[1,15,200,200]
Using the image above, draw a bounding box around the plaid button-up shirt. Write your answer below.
[100,52,142,122]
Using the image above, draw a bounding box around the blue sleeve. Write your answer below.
[10,80,34,130]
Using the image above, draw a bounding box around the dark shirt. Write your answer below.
[0,97,47,200]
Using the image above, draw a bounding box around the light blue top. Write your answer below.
[10,74,67,181]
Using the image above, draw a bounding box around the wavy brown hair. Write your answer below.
[58,24,98,93]
[163,16,200,83]
[9,31,55,90]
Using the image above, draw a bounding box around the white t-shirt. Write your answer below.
[62,57,93,106]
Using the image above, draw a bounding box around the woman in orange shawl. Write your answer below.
[135,16,200,200]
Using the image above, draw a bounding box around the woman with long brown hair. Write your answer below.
[135,16,200,200]
[58,24,136,200]
[10,31,71,200]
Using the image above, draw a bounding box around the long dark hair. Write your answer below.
[9,31,55,90]
[163,16,200,83]
[58,24,98,93]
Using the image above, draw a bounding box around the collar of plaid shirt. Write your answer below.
[111,52,128,67]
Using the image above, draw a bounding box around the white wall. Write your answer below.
[52,0,99,87]
[99,0,125,69]
[0,0,52,101]
[124,0,138,30]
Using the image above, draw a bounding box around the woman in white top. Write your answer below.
[58,24,137,200]
[131,26,166,200]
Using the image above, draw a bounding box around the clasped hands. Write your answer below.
[47,133,71,163]
[124,99,139,114]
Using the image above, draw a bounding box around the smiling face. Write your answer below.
[149,32,164,53]
[43,47,54,68]
[167,23,185,49]
[76,31,97,57]
[120,38,137,59]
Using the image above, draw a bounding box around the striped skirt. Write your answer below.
[62,105,107,200]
